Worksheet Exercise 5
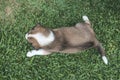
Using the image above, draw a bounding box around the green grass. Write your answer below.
[0,0,120,80]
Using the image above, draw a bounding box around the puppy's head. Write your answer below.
[25,24,55,49]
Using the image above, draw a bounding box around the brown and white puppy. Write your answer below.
[25,16,108,64]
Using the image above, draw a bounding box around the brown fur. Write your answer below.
[26,22,106,56]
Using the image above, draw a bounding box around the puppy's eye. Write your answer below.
[28,37,33,40]
[32,26,36,30]
[32,28,35,30]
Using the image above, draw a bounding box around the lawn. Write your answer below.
[0,0,120,80]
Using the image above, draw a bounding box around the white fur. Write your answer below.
[82,16,89,21]
[27,49,50,57]
[102,56,108,64]
[26,31,55,47]
[25,33,28,40]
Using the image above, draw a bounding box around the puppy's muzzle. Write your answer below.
[25,33,29,39]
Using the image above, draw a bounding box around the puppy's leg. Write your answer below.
[59,48,81,53]
[59,43,93,53]
[82,15,90,25]
[48,42,94,53]
[27,49,51,57]
[47,47,83,54]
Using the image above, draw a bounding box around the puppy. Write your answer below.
[25,16,108,64]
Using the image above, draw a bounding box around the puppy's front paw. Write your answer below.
[27,51,35,57]
[26,49,51,57]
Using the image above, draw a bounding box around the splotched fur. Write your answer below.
[25,16,108,64]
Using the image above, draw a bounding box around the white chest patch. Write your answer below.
[26,31,55,46]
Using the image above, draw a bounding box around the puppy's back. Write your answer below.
[54,23,95,47]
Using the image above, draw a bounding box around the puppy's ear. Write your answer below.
[31,23,42,30]
[35,23,47,32]
[36,23,43,27]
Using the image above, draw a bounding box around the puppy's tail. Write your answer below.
[95,41,108,65]
[82,16,91,25]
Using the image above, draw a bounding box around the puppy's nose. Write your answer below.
[25,33,28,39]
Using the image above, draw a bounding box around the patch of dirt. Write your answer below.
[5,6,12,16]
[4,0,20,23]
